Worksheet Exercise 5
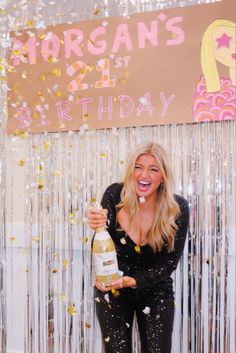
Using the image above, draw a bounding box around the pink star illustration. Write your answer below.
[216,33,232,49]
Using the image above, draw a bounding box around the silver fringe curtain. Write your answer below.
[0,1,235,353]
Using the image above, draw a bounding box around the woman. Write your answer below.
[87,142,189,353]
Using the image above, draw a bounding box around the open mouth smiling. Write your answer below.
[138,181,151,191]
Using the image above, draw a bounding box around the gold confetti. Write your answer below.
[69,219,77,224]
[0,9,7,16]
[124,68,129,78]
[9,236,16,241]
[119,77,127,85]
[79,67,86,75]
[26,20,33,26]
[32,236,40,242]
[48,55,56,64]
[18,159,25,166]
[39,33,46,40]
[111,288,120,298]
[100,152,106,157]
[88,64,94,72]
[44,141,51,150]
[93,8,100,15]
[85,322,91,328]
[67,304,76,316]
[38,183,44,190]
[104,336,110,343]
[55,91,62,97]
[82,237,88,243]
[39,164,44,171]
[91,197,97,203]
[12,49,20,57]
[134,245,141,254]
[60,293,66,301]
[52,268,58,273]
[62,259,68,269]
[55,170,61,176]
[52,68,61,77]
[120,237,126,245]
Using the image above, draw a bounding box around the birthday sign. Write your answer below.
[6,0,235,133]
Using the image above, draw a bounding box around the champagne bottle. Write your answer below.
[92,208,120,286]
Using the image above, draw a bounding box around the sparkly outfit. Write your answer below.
[94,183,189,353]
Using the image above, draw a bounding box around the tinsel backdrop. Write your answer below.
[0,1,235,353]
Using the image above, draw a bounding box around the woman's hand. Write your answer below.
[95,276,137,292]
[87,206,108,230]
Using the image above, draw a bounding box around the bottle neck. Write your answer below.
[96,226,106,232]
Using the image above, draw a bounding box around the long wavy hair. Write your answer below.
[118,142,180,252]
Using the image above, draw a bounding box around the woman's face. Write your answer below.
[133,153,163,202]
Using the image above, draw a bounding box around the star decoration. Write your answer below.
[216,33,232,49]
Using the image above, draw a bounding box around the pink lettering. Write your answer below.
[136,92,154,116]
[118,95,134,118]
[111,24,133,53]
[166,17,185,46]
[76,98,93,121]
[56,100,72,124]
[64,29,84,58]
[41,32,60,62]
[37,105,50,127]
[87,26,107,55]
[11,37,36,66]
[16,107,32,129]
[98,96,113,120]
[137,21,158,49]
[160,92,175,116]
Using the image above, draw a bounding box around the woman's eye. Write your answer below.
[134,165,141,169]
[151,168,158,172]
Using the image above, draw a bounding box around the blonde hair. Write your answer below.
[201,19,235,92]
[118,142,180,252]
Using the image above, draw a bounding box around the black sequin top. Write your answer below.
[101,183,189,294]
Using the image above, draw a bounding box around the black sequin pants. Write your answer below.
[94,286,174,353]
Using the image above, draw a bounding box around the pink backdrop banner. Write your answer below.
[6,0,235,133]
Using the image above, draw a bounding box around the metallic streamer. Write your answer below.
[0,127,6,353]
[20,121,236,353]
[0,1,235,353]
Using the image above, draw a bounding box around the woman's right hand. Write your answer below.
[87,206,108,230]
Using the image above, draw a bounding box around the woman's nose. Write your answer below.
[140,168,149,178]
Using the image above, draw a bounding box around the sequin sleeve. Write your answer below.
[133,196,189,291]
[100,183,123,231]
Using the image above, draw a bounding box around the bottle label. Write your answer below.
[93,251,118,276]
